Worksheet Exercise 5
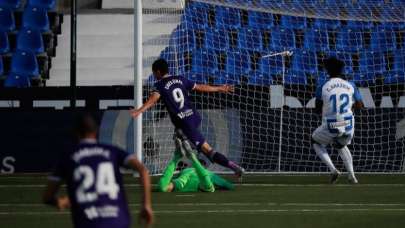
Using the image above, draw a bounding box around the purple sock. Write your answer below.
[211,151,232,168]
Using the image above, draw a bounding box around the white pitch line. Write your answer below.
[1,208,405,216]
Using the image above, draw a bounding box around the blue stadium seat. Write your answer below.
[353,72,377,86]
[271,28,296,50]
[191,49,217,74]
[280,15,307,29]
[324,0,351,6]
[204,28,229,50]
[27,0,57,10]
[184,72,207,84]
[303,29,329,51]
[259,54,284,76]
[214,72,240,85]
[315,71,328,85]
[0,56,3,76]
[10,50,40,78]
[0,0,22,9]
[370,27,397,51]
[285,71,307,85]
[336,29,364,52]
[0,7,16,32]
[22,7,50,32]
[359,52,386,74]
[346,20,374,30]
[0,31,10,54]
[313,18,341,30]
[385,51,405,84]
[225,51,250,75]
[248,72,272,85]
[4,73,31,88]
[238,28,262,51]
[248,11,273,29]
[215,6,241,28]
[16,28,45,54]
[183,4,208,29]
[292,51,318,75]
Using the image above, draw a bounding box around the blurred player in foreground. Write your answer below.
[312,57,364,184]
[43,114,153,228]
[158,135,234,192]
[131,59,244,177]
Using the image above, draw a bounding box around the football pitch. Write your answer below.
[1,174,405,228]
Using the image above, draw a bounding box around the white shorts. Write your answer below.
[312,124,354,146]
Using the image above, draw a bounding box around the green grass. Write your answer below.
[1,174,405,228]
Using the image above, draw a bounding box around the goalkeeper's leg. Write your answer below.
[186,147,215,192]
[158,149,183,192]
[312,126,340,183]
[336,136,358,184]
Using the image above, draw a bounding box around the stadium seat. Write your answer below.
[22,7,50,32]
[303,29,329,51]
[0,30,10,54]
[291,51,318,75]
[0,0,22,9]
[183,5,208,29]
[173,27,196,52]
[385,50,405,84]
[238,28,262,51]
[248,71,272,85]
[184,72,207,84]
[315,71,328,85]
[259,54,284,76]
[0,56,3,76]
[313,18,341,30]
[271,28,296,50]
[247,11,273,29]
[215,6,241,28]
[346,20,374,30]
[27,0,57,11]
[285,71,307,85]
[0,7,16,32]
[10,50,40,78]
[16,28,45,54]
[191,49,217,74]
[225,51,250,75]
[214,72,240,85]
[370,28,397,51]
[280,15,307,29]
[204,28,229,50]
[4,73,31,88]
[336,29,364,52]
[359,52,386,74]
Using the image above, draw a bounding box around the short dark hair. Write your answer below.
[324,57,345,78]
[74,113,98,138]
[152,59,169,75]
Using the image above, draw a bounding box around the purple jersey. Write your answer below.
[153,75,201,128]
[50,142,132,228]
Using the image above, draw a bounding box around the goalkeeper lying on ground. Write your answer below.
[158,138,235,193]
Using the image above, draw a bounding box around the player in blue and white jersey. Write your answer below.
[131,59,244,176]
[312,57,364,184]
[43,114,153,228]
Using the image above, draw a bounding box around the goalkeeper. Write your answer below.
[158,137,235,193]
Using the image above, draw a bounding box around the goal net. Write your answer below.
[141,0,405,175]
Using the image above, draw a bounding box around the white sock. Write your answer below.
[313,143,337,173]
[338,146,355,177]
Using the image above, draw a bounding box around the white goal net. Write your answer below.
[141,0,405,174]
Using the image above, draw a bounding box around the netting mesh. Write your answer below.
[142,0,405,174]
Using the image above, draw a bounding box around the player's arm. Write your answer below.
[126,157,154,225]
[130,92,161,119]
[193,84,234,94]
[352,83,364,110]
[42,179,70,210]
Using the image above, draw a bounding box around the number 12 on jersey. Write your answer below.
[330,93,350,114]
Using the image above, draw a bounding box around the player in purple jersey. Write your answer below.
[43,114,153,228]
[131,59,245,176]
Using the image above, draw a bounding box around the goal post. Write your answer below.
[138,0,405,175]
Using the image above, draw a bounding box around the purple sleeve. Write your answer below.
[48,155,69,182]
[183,77,196,91]
[114,147,134,167]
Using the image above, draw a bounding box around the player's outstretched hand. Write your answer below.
[139,205,154,227]
[220,85,235,94]
[57,196,70,211]
[130,108,141,119]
